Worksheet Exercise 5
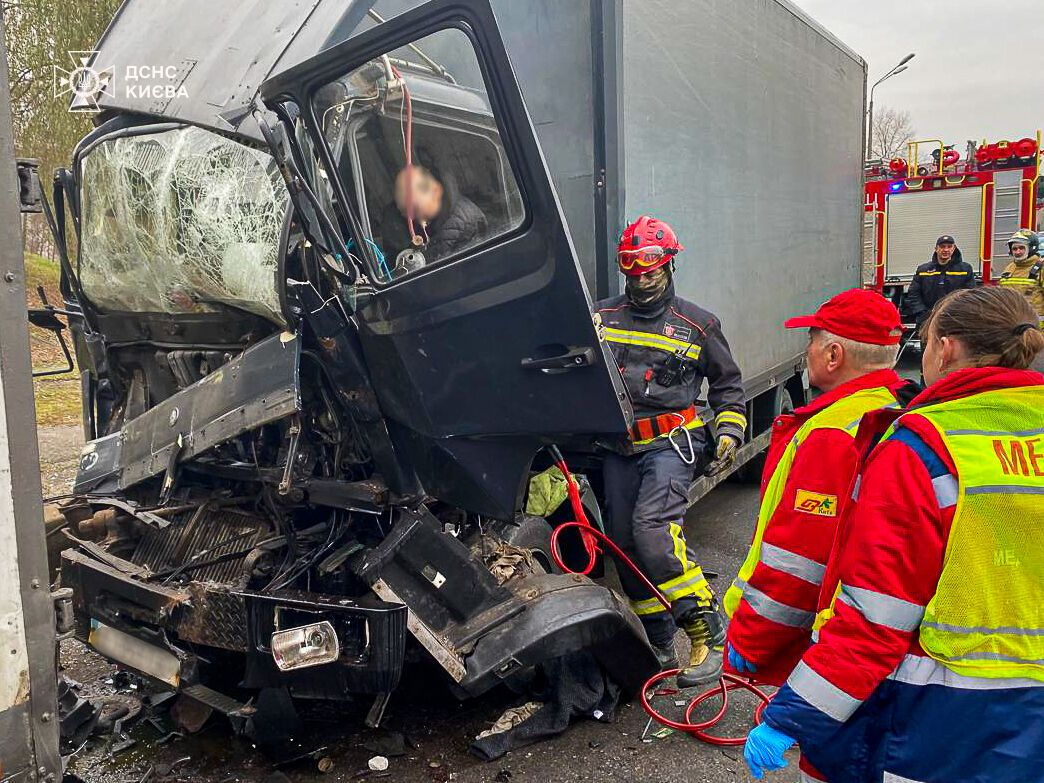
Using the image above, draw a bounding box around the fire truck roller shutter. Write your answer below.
[885,186,984,280]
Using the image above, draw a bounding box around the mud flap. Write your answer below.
[355,511,658,697]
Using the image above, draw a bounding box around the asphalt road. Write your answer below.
[60,481,799,783]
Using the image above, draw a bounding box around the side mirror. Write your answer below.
[28,286,74,377]
[16,158,42,214]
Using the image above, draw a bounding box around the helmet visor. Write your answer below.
[618,245,669,272]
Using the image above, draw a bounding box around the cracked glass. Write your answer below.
[79,126,288,324]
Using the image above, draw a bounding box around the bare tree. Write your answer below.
[870,106,914,162]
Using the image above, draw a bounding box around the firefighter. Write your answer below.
[596,215,746,687]
[743,286,1044,782]
[999,228,1043,323]
[723,289,915,688]
[904,234,976,333]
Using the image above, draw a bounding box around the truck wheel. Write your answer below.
[487,515,559,574]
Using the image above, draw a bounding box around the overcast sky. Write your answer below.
[789,0,1042,151]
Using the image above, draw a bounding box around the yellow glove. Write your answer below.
[706,433,741,476]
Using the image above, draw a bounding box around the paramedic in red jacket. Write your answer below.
[744,286,1044,782]
[723,289,913,686]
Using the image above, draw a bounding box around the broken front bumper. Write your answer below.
[62,549,408,701]
[63,539,657,709]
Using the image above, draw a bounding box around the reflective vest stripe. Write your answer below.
[760,542,826,585]
[934,650,1044,665]
[922,621,1044,636]
[787,660,864,721]
[965,484,1044,496]
[946,426,1044,437]
[603,327,702,359]
[888,653,1044,690]
[723,386,898,618]
[837,584,924,632]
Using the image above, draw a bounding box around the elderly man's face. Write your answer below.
[395,167,443,223]
[1011,242,1029,260]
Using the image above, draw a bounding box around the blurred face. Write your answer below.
[1010,242,1029,261]
[806,329,844,391]
[936,243,955,262]
[395,167,443,222]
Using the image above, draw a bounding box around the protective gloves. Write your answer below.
[706,433,741,475]
[727,643,758,675]
[744,722,796,779]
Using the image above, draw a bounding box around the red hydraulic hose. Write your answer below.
[546,449,772,747]
[547,445,601,576]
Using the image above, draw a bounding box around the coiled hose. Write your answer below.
[546,448,771,746]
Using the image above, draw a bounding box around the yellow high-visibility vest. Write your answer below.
[907,386,1044,681]
[723,385,898,618]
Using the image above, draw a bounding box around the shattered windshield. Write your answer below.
[79,126,288,324]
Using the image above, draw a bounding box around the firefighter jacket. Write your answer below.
[723,369,911,686]
[760,366,1044,783]
[595,284,746,453]
[904,248,975,326]
[1000,253,1044,320]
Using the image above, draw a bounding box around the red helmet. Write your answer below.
[617,215,684,276]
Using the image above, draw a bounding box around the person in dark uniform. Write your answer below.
[379,165,489,275]
[904,234,975,333]
[595,215,747,686]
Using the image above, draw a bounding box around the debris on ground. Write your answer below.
[474,702,544,741]
[469,651,620,761]
[368,755,390,771]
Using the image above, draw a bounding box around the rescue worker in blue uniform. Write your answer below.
[596,216,747,686]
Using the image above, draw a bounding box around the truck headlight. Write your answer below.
[271,621,339,671]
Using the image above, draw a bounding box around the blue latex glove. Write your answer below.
[727,644,758,674]
[744,722,795,779]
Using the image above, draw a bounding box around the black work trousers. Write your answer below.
[603,447,712,648]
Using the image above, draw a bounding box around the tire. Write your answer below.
[486,514,559,574]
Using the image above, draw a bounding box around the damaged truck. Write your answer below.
[43,0,865,726]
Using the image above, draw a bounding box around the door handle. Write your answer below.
[520,346,596,371]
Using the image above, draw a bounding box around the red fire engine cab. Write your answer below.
[864,132,1042,312]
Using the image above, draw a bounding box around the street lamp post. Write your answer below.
[866,53,915,161]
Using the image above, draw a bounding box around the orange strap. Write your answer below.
[629,406,698,443]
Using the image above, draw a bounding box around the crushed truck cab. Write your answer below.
[53,0,656,720]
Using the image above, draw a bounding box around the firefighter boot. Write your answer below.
[652,640,679,671]
[676,602,725,688]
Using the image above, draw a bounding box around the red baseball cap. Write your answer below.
[784,288,903,345]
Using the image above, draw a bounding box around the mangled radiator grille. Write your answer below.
[132,507,269,585]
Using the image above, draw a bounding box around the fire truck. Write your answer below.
[864,132,1043,312]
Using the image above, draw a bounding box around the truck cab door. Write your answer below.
[261,0,631,518]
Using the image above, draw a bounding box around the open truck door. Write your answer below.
[260,0,631,519]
